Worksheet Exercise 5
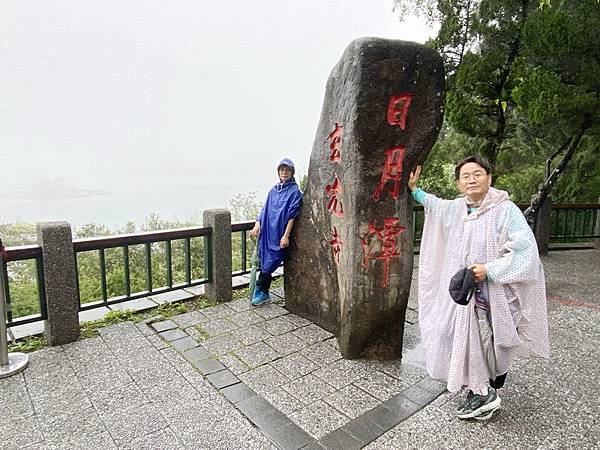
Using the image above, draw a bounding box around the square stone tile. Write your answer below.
[323,385,381,419]
[101,403,166,447]
[282,373,337,405]
[265,332,306,356]
[261,316,297,335]
[158,328,187,342]
[171,336,199,352]
[313,359,370,389]
[228,310,264,327]
[319,428,363,450]
[183,284,205,296]
[289,400,350,439]
[262,387,305,416]
[194,358,226,375]
[227,298,252,312]
[86,382,148,414]
[0,413,44,449]
[234,342,280,368]
[219,383,256,404]
[120,428,184,450]
[217,354,250,375]
[253,303,288,320]
[39,407,105,441]
[301,340,342,366]
[184,326,205,341]
[292,324,334,346]
[182,346,212,365]
[270,286,285,299]
[198,317,238,336]
[270,353,319,380]
[148,289,195,304]
[285,313,312,328]
[231,324,273,346]
[109,297,156,312]
[206,369,240,390]
[353,371,408,401]
[46,430,118,449]
[238,364,290,395]
[171,310,206,328]
[373,360,427,385]
[201,304,236,320]
[150,320,177,333]
[200,335,244,356]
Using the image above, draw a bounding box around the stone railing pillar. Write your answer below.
[36,222,80,345]
[203,209,232,302]
[532,195,552,255]
[595,197,600,250]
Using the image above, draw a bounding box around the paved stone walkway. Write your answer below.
[1,250,599,449]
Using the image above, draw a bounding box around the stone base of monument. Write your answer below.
[284,38,444,359]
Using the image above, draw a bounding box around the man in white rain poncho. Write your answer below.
[408,156,550,420]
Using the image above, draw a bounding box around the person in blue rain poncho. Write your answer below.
[249,158,302,306]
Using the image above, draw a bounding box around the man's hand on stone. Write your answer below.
[470,264,487,283]
[408,165,422,192]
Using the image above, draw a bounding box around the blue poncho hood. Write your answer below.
[257,159,303,274]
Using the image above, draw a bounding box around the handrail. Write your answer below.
[2,203,598,330]
[73,226,212,251]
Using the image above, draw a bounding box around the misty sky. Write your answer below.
[1,1,434,228]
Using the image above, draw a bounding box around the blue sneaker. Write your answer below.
[251,289,270,306]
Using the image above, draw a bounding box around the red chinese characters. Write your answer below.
[387,93,413,130]
[330,226,342,264]
[328,123,343,163]
[372,146,406,202]
[360,217,406,287]
[325,176,344,217]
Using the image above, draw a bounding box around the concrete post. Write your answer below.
[36,222,80,345]
[203,209,232,302]
[595,197,600,250]
[532,195,552,255]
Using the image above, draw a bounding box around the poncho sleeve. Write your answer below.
[285,188,302,222]
[484,203,541,284]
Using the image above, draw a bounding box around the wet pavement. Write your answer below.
[1,250,598,449]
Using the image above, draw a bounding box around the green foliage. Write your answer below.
[8,336,46,353]
[0,222,37,246]
[395,0,600,203]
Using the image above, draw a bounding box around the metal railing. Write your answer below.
[231,221,255,277]
[549,204,600,243]
[0,243,47,328]
[1,203,598,329]
[73,227,212,311]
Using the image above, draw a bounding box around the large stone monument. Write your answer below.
[285,38,444,359]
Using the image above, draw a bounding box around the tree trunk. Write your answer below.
[524,125,589,227]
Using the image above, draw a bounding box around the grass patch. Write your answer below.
[80,309,140,338]
[8,335,46,353]
[6,284,282,353]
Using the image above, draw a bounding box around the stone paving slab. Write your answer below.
[1,251,599,449]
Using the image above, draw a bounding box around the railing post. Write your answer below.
[532,194,552,255]
[595,197,600,250]
[0,241,29,378]
[36,222,80,345]
[202,209,232,302]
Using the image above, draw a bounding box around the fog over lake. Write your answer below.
[1,1,433,229]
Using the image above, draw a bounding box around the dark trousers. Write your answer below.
[490,372,507,389]
[256,271,272,293]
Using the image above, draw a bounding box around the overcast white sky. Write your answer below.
[0,1,435,228]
